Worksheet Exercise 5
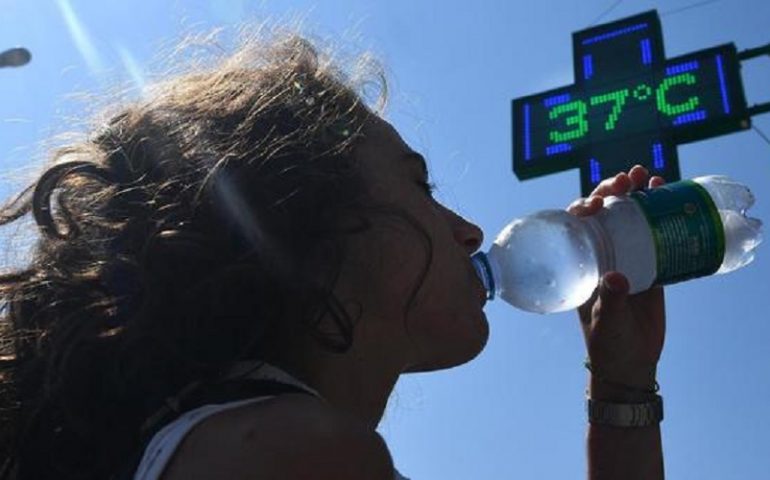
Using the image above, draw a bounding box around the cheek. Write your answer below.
[405,272,490,357]
[404,301,489,370]
[337,225,433,318]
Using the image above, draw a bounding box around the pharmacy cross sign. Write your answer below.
[512,10,770,196]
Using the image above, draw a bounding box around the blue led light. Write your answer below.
[524,103,531,161]
[672,109,707,126]
[665,60,699,76]
[716,54,730,114]
[640,38,652,65]
[543,93,571,107]
[652,143,665,170]
[583,55,593,80]
[581,23,648,46]
[546,143,572,156]
[590,158,601,184]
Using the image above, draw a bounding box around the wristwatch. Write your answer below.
[587,395,664,427]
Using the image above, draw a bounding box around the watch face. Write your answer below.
[587,395,664,427]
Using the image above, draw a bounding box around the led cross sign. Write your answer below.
[512,10,768,196]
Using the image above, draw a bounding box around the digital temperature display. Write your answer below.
[512,11,750,196]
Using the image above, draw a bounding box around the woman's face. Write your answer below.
[333,117,489,372]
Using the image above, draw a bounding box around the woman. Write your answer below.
[0,32,665,479]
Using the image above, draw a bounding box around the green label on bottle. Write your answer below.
[630,180,725,286]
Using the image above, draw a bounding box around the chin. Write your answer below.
[404,312,489,373]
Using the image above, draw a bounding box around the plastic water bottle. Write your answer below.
[471,176,763,314]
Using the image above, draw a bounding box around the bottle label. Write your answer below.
[630,180,725,285]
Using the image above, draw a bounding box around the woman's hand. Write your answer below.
[567,165,667,400]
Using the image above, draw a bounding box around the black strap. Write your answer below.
[112,378,314,480]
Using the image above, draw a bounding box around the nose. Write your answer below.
[446,208,484,254]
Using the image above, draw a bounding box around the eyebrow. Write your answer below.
[403,152,428,177]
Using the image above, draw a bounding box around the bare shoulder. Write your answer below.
[162,394,395,480]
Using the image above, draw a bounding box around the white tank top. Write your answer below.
[132,362,410,480]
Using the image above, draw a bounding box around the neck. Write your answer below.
[273,346,404,430]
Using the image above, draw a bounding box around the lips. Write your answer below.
[478,288,487,306]
[468,260,488,306]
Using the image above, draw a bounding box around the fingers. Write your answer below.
[590,271,630,327]
[649,175,665,188]
[567,195,603,217]
[590,165,655,198]
[600,271,630,300]
[568,165,667,217]
[627,165,649,190]
[591,172,632,198]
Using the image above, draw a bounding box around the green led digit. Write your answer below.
[548,100,588,143]
[656,73,700,116]
[589,89,630,131]
[632,84,652,101]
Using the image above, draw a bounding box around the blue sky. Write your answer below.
[1,1,769,478]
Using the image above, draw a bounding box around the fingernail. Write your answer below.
[603,275,621,293]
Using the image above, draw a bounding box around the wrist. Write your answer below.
[589,376,658,403]
[585,360,658,402]
[584,359,664,428]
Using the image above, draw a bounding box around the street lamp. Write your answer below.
[0,47,31,68]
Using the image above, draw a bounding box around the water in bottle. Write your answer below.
[471,176,762,314]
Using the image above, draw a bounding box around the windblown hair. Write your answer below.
[0,31,390,479]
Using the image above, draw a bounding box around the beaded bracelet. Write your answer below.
[584,359,660,395]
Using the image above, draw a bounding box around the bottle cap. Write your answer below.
[471,252,495,301]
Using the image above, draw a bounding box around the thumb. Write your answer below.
[597,271,630,314]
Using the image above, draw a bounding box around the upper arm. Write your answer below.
[162,395,395,480]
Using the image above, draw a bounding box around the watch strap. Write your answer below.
[587,394,664,428]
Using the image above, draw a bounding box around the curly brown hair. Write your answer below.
[0,31,395,479]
